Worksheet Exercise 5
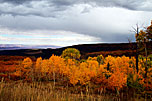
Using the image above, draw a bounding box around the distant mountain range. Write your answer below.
[0,44,61,50]
[0,42,151,59]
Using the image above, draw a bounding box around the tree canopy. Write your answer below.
[61,48,81,60]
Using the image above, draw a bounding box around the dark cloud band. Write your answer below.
[0,0,152,11]
[0,0,151,18]
[0,0,39,4]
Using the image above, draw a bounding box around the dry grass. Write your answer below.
[0,80,148,101]
[0,81,104,101]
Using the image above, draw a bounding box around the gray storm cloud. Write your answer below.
[0,0,152,45]
[0,0,152,19]
[0,0,152,17]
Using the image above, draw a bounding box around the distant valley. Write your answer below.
[0,44,61,50]
[0,42,152,59]
[0,43,138,59]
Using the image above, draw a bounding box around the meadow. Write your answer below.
[0,47,152,100]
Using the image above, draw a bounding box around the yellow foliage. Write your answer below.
[108,70,127,91]
[41,59,49,73]
[22,57,33,69]
[35,57,42,70]
[48,55,65,74]
[17,53,152,91]
[68,62,80,85]
[21,57,33,79]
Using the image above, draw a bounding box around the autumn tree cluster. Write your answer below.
[135,20,152,88]
[12,48,152,92]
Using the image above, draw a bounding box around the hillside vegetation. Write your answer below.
[0,50,152,100]
[0,20,152,100]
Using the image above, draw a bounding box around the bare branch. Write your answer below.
[131,26,137,33]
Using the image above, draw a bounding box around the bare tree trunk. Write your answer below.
[53,70,56,86]
[136,42,139,73]
[136,25,139,74]
[144,42,148,79]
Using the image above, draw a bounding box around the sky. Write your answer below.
[0,0,152,46]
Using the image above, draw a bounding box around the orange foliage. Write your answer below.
[107,68,127,91]
[0,54,152,92]
[35,57,42,71]
[22,57,33,69]
[79,60,98,85]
